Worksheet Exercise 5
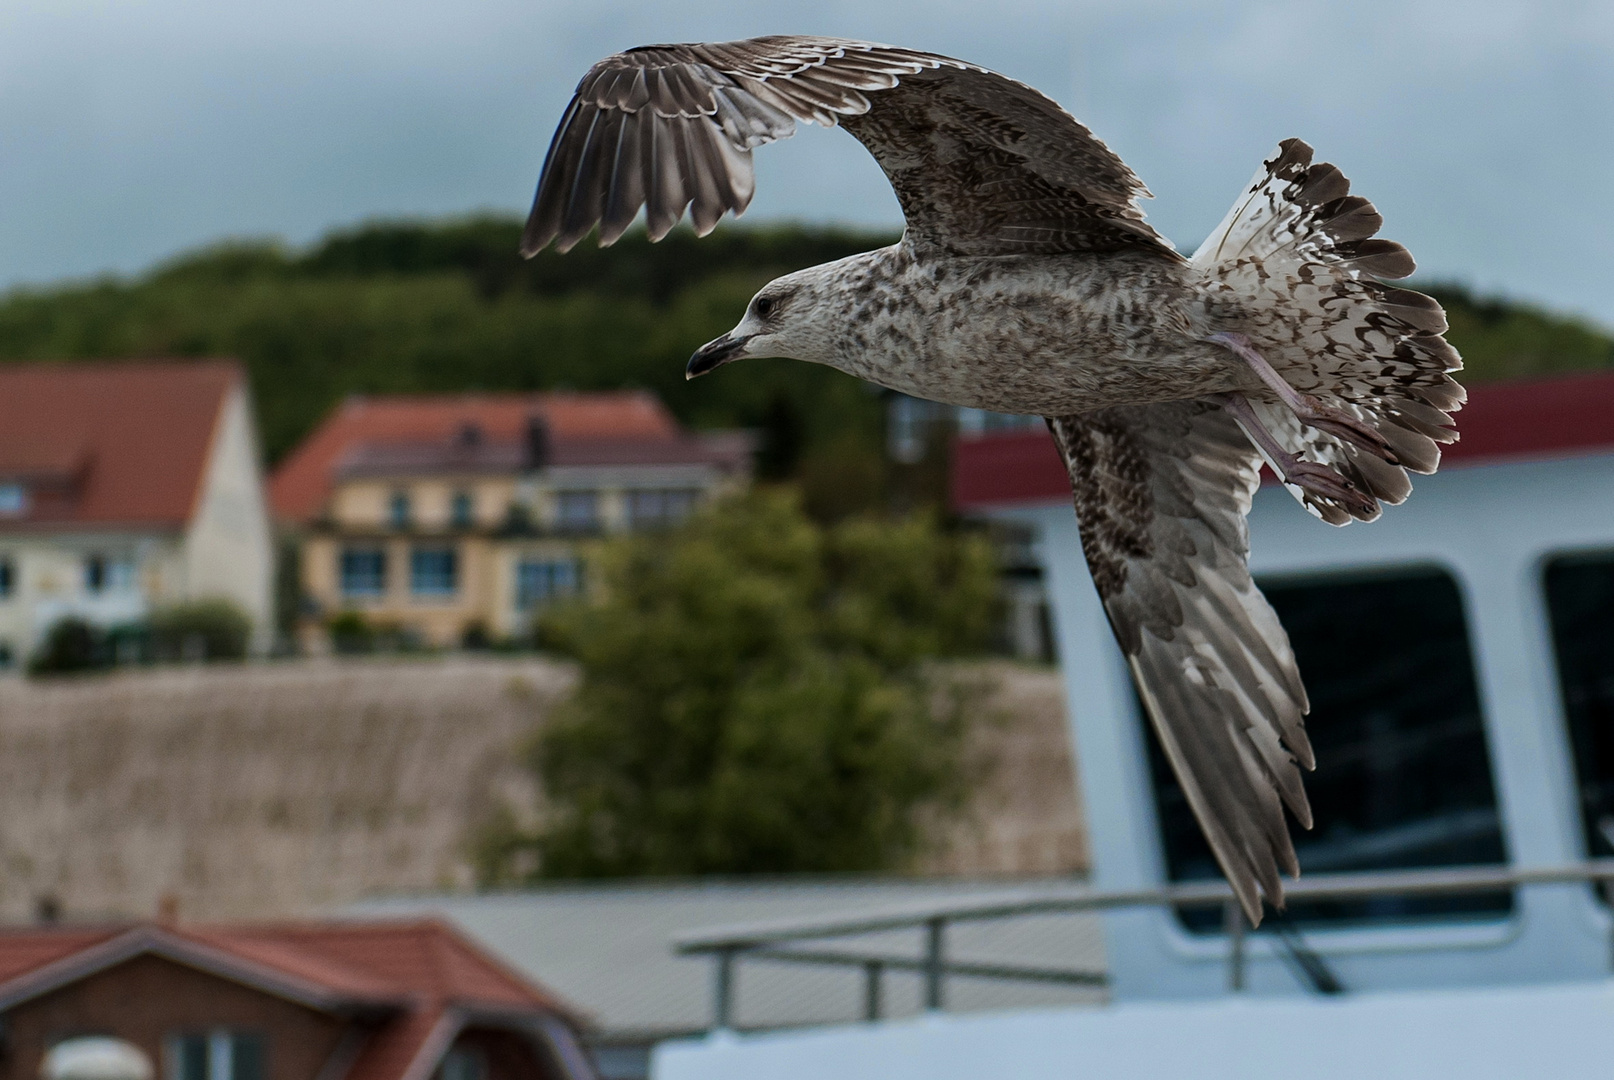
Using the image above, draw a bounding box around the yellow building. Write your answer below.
[271,392,751,649]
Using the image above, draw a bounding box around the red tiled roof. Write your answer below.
[0,918,578,1080]
[952,370,1614,510]
[0,360,241,530]
[269,391,688,524]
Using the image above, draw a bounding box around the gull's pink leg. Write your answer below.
[1208,332,1398,465]
[1216,393,1378,517]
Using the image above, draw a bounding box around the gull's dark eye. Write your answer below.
[754,295,776,319]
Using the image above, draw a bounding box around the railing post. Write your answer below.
[862,960,884,1022]
[712,947,736,1031]
[923,917,946,1011]
[1224,899,1246,993]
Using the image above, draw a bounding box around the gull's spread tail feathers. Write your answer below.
[1194,139,1465,526]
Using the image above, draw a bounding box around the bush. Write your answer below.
[476,488,998,884]
[148,599,252,661]
[327,610,376,654]
[28,618,110,676]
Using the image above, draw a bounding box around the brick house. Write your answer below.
[270,393,751,649]
[0,361,274,662]
[0,918,594,1080]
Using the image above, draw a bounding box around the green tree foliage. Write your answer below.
[1420,285,1614,383]
[147,599,252,661]
[476,489,999,882]
[28,618,109,675]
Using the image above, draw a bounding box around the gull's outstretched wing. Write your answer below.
[1047,400,1313,924]
[523,36,1175,258]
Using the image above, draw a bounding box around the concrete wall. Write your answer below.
[0,659,1083,925]
[0,657,571,922]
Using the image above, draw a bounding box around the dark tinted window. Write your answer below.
[1146,567,1510,929]
[340,547,386,597]
[1544,554,1614,865]
[410,546,458,596]
[451,490,474,528]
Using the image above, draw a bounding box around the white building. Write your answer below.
[0,361,274,662]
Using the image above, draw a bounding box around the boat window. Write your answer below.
[1145,566,1510,929]
[1544,553,1614,878]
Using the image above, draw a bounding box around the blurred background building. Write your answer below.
[0,917,594,1080]
[270,392,752,650]
[0,361,273,664]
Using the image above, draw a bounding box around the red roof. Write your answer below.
[0,360,241,530]
[0,918,580,1080]
[953,370,1614,510]
[269,391,696,524]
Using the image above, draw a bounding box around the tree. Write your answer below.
[476,489,999,882]
[147,599,252,661]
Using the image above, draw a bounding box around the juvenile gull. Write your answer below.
[521,36,1464,923]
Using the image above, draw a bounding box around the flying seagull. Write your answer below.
[521,36,1464,924]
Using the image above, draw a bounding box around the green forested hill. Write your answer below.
[0,219,901,472]
[0,216,1607,477]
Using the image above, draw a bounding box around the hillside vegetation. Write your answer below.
[0,216,1607,474]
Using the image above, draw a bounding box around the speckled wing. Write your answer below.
[522,36,1173,257]
[1047,401,1313,924]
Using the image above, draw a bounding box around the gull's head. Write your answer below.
[686,267,843,379]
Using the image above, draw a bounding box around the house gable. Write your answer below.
[0,952,349,1080]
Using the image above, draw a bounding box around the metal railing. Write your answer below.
[675,859,1614,1030]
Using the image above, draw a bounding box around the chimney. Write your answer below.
[525,415,551,470]
[156,893,180,926]
[33,893,60,925]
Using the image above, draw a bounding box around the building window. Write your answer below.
[516,559,582,610]
[1146,567,1508,929]
[436,1047,485,1080]
[85,555,136,594]
[451,490,475,529]
[556,490,600,533]
[340,547,387,597]
[627,489,699,531]
[1545,554,1614,869]
[168,1032,265,1080]
[389,490,412,530]
[411,546,458,596]
[0,483,27,517]
[46,1038,153,1080]
[0,557,13,599]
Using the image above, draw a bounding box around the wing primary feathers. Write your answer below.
[1049,403,1312,925]
[522,35,1175,257]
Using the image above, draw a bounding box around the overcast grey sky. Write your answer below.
[3,0,1610,324]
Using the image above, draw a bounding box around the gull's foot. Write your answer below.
[1292,395,1399,465]
[1207,332,1398,466]
[1282,457,1379,518]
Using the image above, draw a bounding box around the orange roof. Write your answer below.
[269,391,684,524]
[0,918,580,1080]
[0,360,241,530]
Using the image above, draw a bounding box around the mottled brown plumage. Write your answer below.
[523,36,1465,924]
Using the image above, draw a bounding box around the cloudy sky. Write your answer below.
[3,0,1610,324]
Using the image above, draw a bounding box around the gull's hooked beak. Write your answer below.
[686,334,750,380]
